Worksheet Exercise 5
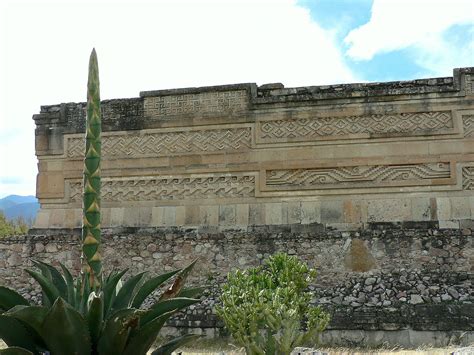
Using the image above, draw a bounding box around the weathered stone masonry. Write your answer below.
[17,67,474,344]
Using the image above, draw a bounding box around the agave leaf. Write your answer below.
[40,298,91,355]
[131,270,180,309]
[24,269,60,307]
[5,305,48,336]
[141,298,199,326]
[32,260,67,300]
[97,308,141,355]
[151,334,201,355]
[87,292,104,349]
[79,272,91,315]
[0,315,39,354]
[0,287,29,311]
[0,347,34,355]
[177,286,206,299]
[103,269,127,318]
[109,272,146,314]
[158,259,197,302]
[74,275,82,311]
[122,311,173,355]
[59,262,75,306]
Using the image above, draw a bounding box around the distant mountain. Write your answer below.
[0,195,39,225]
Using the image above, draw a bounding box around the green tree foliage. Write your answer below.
[216,253,330,355]
[0,212,28,237]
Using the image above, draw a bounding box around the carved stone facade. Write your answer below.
[33,67,474,230]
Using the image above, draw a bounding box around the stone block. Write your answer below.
[219,205,236,226]
[321,200,344,223]
[343,200,365,223]
[122,208,140,227]
[184,205,200,226]
[175,206,186,226]
[138,207,152,226]
[450,197,471,219]
[367,199,411,222]
[411,198,432,221]
[34,210,50,228]
[236,204,249,226]
[49,210,65,228]
[109,208,124,227]
[436,197,451,220]
[249,204,265,225]
[265,203,287,225]
[200,205,218,226]
[439,220,460,229]
[301,201,321,224]
[287,202,302,224]
[152,206,177,227]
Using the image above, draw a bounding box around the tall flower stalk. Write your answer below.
[82,48,102,289]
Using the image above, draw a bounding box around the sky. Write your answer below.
[0,0,473,198]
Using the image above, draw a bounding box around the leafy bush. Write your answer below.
[216,253,330,355]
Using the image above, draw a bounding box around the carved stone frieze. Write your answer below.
[257,111,453,143]
[265,163,451,190]
[66,127,252,158]
[68,174,255,202]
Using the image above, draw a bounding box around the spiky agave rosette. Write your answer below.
[83,48,102,288]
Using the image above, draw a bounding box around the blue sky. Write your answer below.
[0,0,473,198]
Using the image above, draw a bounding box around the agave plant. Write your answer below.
[0,49,203,354]
[0,259,202,354]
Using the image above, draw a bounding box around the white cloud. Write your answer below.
[344,0,474,61]
[0,0,357,197]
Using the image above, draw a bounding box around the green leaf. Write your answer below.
[103,269,127,318]
[32,260,67,300]
[151,334,200,355]
[177,286,206,299]
[0,347,34,355]
[97,308,141,355]
[142,298,199,326]
[5,305,48,335]
[79,273,91,315]
[123,312,172,355]
[24,269,60,307]
[110,272,146,313]
[59,262,75,306]
[158,259,197,302]
[87,292,104,349]
[131,270,180,309]
[0,287,29,311]
[40,298,91,355]
[0,315,39,353]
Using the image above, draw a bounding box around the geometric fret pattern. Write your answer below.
[69,174,255,202]
[463,115,474,137]
[266,163,451,190]
[66,128,252,158]
[462,166,474,190]
[144,90,248,118]
[258,111,453,142]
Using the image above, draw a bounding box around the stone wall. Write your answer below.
[25,68,474,346]
[32,68,474,231]
[3,224,473,346]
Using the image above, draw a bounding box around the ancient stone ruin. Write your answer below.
[8,67,474,345]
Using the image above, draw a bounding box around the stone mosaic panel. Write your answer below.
[68,174,255,202]
[265,162,451,190]
[144,90,247,118]
[462,166,474,190]
[66,127,252,158]
[463,115,474,137]
[257,111,453,143]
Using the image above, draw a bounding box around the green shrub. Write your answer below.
[216,253,330,355]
